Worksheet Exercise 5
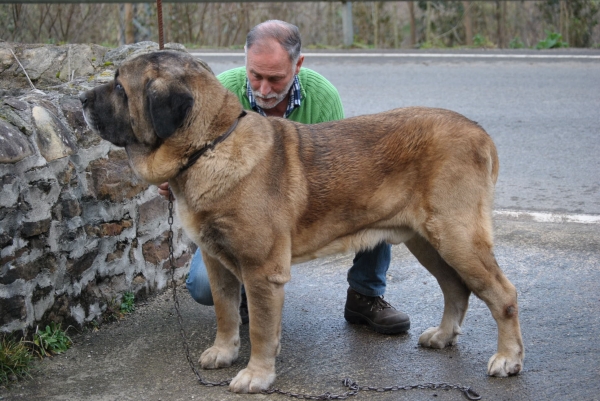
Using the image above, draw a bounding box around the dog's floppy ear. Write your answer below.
[195,58,215,76]
[146,79,194,139]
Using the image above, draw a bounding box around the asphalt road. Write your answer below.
[2,50,599,401]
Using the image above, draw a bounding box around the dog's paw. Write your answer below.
[487,352,523,377]
[229,367,276,393]
[418,326,459,349]
[199,345,239,369]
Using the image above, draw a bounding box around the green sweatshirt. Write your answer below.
[217,66,344,124]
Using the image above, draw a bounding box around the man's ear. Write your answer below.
[294,55,305,75]
[146,79,194,139]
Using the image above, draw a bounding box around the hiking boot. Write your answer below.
[240,292,249,325]
[344,287,410,334]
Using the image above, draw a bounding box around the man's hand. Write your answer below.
[158,182,171,200]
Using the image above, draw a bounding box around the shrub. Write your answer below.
[31,323,73,358]
[536,30,569,49]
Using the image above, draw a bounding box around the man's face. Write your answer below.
[246,39,303,110]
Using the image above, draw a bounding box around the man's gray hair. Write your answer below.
[245,20,302,63]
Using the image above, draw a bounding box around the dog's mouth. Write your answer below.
[79,90,100,132]
[81,106,98,133]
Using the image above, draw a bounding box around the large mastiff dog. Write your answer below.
[80,51,523,393]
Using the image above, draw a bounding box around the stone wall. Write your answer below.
[0,42,194,334]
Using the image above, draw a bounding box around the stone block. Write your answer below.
[37,294,74,328]
[21,46,65,83]
[3,97,28,111]
[129,238,138,263]
[56,161,77,187]
[58,44,107,81]
[99,219,132,237]
[172,250,192,269]
[84,224,100,238]
[21,218,51,238]
[106,240,128,263]
[31,98,59,118]
[0,43,109,90]
[0,247,27,267]
[0,253,58,285]
[142,233,170,265]
[0,100,33,136]
[59,226,84,244]
[138,196,168,234]
[0,174,19,208]
[32,105,77,162]
[0,232,13,248]
[33,179,53,194]
[32,284,54,303]
[52,197,82,220]
[83,273,127,306]
[0,296,26,325]
[0,119,34,163]
[87,149,148,202]
[66,250,98,279]
[0,47,12,71]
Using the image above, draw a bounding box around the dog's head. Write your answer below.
[80,51,211,146]
[80,51,239,183]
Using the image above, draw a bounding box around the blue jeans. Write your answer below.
[347,242,391,297]
[186,249,215,305]
[186,242,391,305]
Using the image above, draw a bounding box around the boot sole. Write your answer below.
[344,308,410,334]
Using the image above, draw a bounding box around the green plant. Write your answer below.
[538,0,599,47]
[509,37,525,49]
[120,291,135,314]
[99,291,136,324]
[102,296,123,322]
[536,30,569,49]
[31,323,72,358]
[1,336,33,385]
[473,33,494,48]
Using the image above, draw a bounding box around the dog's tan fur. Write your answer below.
[81,51,524,393]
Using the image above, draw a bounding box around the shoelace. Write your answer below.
[370,296,393,312]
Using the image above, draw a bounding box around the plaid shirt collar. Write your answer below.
[247,75,301,118]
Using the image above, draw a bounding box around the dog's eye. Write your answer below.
[114,83,127,100]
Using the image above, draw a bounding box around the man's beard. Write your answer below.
[251,75,295,110]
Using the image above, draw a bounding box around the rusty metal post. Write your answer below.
[157,0,164,49]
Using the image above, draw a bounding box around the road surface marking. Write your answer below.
[191,52,600,60]
[494,210,600,224]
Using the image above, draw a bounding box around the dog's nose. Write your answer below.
[79,92,88,106]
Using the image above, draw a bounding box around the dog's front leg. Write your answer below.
[229,257,290,393]
[200,252,241,369]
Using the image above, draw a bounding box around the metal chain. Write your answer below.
[168,193,230,387]
[166,195,481,400]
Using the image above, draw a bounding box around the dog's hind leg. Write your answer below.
[199,252,241,369]
[405,235,471,349]
[430,216,524,377]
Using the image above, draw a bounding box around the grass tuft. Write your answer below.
[0,336,33,386]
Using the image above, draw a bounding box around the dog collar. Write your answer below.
[179,110,247,174]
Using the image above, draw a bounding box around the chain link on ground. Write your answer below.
[167,196,481,400]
